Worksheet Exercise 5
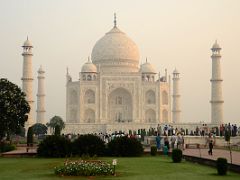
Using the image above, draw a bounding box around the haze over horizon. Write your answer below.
[0,0,240,125]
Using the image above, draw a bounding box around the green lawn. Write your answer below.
[0,156,239,180]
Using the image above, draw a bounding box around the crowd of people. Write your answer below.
[64,132,142,144]
[62,123,239,155]
[155,133,184,152]
[150,123,240,137]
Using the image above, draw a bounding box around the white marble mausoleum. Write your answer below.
[64,15,181,134]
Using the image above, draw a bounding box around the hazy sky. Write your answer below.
[0,0,240,124]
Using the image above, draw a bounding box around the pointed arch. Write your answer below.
[162,91,168,105]
[146,90,156,104]
[162,109,168,123]
[84,89,95,104]
[84,108,95,123]
[69,109,77,123]
[70,90,77,104]
[108,88,132,122]
[145,109,156,123]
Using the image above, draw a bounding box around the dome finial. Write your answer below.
[66,66,69,75]
[114,12,117,27]
[88,56,90,62]
[146,57,148,63]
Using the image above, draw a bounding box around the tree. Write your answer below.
[54,125,61,136]
[31,123,48,137]
[46,116,65,134]
[0,78,30,141]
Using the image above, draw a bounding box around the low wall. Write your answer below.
[144,136,240,147]
[184,155,240,174]
[63,122,222,135]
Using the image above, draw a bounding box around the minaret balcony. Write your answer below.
[210,100,224,103]
[210,79,223,82]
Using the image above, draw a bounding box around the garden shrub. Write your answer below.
[107,136,143,157]
[216,158,228,175]
[0,142,16,153]
[150,146,157,156]
[37,135,71,157]
[172,148,182,163]
[27,127,33,146]
[54,160,114,176]
[72,134,106,157]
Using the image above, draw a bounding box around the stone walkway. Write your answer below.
[183,148,240,165]
[1,146,37,157]
[1,146,240,166]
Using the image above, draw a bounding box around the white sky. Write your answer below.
[0,0,240,125]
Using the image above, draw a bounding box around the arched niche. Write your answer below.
[145,109,156,123]
[108,88,132,123]
[162,109,168,123]
[70,90,78,104]
[162,91,168,105]
[84,89,95,104]
[84,109,95,123]
[69,109,77,123]
[146,90,156,104]
[87,75,92,81]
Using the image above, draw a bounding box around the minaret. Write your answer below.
[210,41,224,124]
[21,37,34,126]
[36,65,46,124]
[172,68,181,123]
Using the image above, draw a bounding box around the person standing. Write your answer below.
[164,135,169,150]
[208,133,214,155]
[156,134,161,150]
[170,134,176,149]
[177,133,183,149]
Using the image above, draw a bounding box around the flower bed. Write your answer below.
[54,160,114,176]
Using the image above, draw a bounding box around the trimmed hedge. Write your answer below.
[37,135,71,157]
[0,142,16,153]
[172,149,182,163]
[72,134,106,157]
[150,146,157,156]
[216,158,228,175]
[37,134,144,158]
[107,136,143,157]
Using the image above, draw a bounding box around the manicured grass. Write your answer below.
[0,156,239,180]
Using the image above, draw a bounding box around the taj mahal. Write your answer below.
[64,14,180,134]
[21,14,224,134]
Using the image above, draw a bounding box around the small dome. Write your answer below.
[211,40,221,50]
[173,68,179,74]
[140,62,157,74]
[38,65,45,73]
[81,60,97,73]
[22,38,33,47]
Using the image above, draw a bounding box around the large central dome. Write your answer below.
[91,18,140,72]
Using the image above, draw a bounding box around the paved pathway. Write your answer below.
[1,146,37,157]
[2,146,240,166]
[183,148,240,165]
[144,147,240,165]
